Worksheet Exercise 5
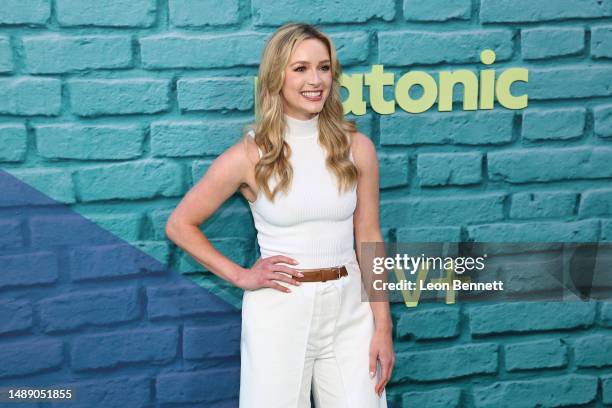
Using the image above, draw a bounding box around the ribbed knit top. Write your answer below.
[246,113,357,270]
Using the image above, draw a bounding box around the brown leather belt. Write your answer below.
[295,265,348,282]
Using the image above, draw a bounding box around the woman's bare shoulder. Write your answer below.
[349,131,377,166]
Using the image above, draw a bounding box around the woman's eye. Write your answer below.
[294,65,330,72]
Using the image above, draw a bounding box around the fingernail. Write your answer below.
[369,371,375,378]
[296,281,301,286]
[298,272,304,277]
[293,259,299,264]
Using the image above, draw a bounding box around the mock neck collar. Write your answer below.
[284,113,319,138]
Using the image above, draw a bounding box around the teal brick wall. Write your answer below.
[1,1,612,407]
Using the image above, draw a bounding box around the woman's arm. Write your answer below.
[165,135,302,291]
[351,131,394,396]
[352,131,393,330]
[165,136,253,286]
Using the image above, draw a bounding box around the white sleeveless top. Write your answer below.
[246,113,357,270]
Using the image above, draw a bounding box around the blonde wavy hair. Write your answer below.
[246,23,359,202]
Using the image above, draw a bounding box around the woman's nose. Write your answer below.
[307,69,323,85]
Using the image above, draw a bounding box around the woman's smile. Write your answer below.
[301,90,323,101]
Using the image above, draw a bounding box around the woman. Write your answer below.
[165,23,394,407]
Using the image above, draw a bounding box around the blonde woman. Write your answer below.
[166,23,393,407]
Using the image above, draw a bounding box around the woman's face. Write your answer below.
[281,38,333,120]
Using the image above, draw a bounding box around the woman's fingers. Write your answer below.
[375,356,394,396]
[272,264,304,278]
[267,280,291,293]
[369,349,377,380]
[266,255,299,266]
[268,271,301,286]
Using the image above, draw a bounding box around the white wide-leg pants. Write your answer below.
[239,252,388,408]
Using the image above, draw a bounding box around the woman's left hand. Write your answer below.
[369,326,394,397]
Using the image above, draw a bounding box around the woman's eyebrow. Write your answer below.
[291,59,331,65]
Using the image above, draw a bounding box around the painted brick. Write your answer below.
[379,29,513,66]
[23,35,132,74]
[467,220,598,242]
[528,66,612,100]
[522,108,585,141]
[480,0,611,22]
[417,152,482,186]
[184,322,240,359]
[402,387,461,408]
[0,339,62,379]
[69,79,170,117]
[169,0,239,27]
[592,25,612,59]
[381,112,513,146]
[396,307,460,340]
[177,77,253,111]
[56,0,156,27]
[176,238,251,273]
[36,124,144,160]
[0,300,33,334]
[504,339,567,371]
[469,301,596,336]
[151,120,242,157]
[6,168,75,204]
[0,36,13,72]
[132,241,171,266]
[381,193,505,227]
[29,214,118,246]
[140,33,268,69]
[602,219,612,241]
[0,77,61,116]
[521,28,585,60]
[39,288,139,332]
[201,207,256,239]
[488,147,612,183]
[395,343,498,381]
[396,226,462,242]
[329,32,370,65]
[579,188,612,217]
[251,0,395,26]
[602,302,612,327]
[61,377,151,408]
[594,104,612,138]
[0,124,27,162]
[84,213,143,242]
[69,243,167,281]
[473,375,597,408]
[379,152,409,189]
[147,284,233,319]
[0,220,23,249]
[0,0,49,25]
[71,328,178,371]
[575,334,612,367]
[604,375,612,405]
[156,368,239,404]
[510,191,577,219]
[403,0,470,21]
[75,160,183,202]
